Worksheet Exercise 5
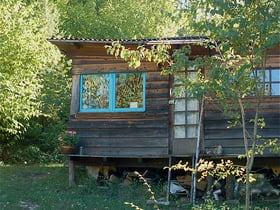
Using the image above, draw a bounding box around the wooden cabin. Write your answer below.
[49,37,280,181]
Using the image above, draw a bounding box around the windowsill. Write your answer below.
[79,108,145,113]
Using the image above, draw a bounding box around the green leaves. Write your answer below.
[0,0,61,140]
[57,0,186,39]
[167,159,247,184]
[106,41,170,69]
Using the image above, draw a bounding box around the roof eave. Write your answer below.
[49,36,209,46]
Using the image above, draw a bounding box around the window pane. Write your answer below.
[187,99,199,111]
[256,70,270,82]
[188,72,198,79]
[175,112,185,125]
[175,99,186,111]
[174,126,185,138]
[264,83,271,96]
[173,86,186,98]
[187,126,197,138]
[271,84,280,95]
[271,69,280,82]
[187,112,199,124]
[116,73,143,108]
[174,73,185,85]
[81,74,109,109]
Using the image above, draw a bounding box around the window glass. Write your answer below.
[187,112,199,124]
[174,126,185,138]
[271,84,280,95]
[256,70,270,82]
[175,112,185,125]
[174,73,185,85]
[187,99,199,111]
[81,74,110,110]
[116,73,143,109]
[271,69,280,82]
[254,69,280,96]
[187,126,197,138]
[174,99,186,111]
[80,72,145,112]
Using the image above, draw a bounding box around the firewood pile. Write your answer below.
[176,175,207,191]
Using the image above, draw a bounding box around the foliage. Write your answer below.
[191,199,229,210]
[58,130,79,146]
[0,0,71,162]
[124,171,160,210]
[183,1,280,208]
[0,0,63,162]
[0,0,186,163]
[18,57,72,163]
[167,158,249,184]
[57,0,186,39]
[107,1,279,209]
[106,41,171,68]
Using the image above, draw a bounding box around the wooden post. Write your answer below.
[69,159,75,186]
[225,175,235,200]
[190,155,195,202]
[70,74,80,115]
[192,96,205,203]
[205,175,214,199]
[166,156,172,204]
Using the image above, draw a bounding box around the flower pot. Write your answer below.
[60,146,76,154]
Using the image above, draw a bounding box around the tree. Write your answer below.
[0,0,62,161]
[184,1,279,208]
[107,0,279,208]
[57,0,186,39]
[0,0,187,162]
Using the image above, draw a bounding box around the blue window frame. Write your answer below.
[80,72,146,112]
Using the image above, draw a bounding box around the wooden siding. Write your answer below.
[203,48,280,157]
[67,48,171,157]
[266,45,280,68]
[52,40,279,159]
[204,97,280,156]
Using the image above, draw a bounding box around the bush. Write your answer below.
[1,118,67,164]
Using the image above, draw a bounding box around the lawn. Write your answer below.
[0,163,279,210]
[0,163,170,210]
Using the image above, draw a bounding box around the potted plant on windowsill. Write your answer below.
[58,130,79,154]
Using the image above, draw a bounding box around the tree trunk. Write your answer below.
[239,98,251,210]
[245,164,251,210]
[192,96,205,203]
[239,95,260,210]
[1,145,11,163]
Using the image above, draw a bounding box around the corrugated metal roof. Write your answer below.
[49,36,208,45]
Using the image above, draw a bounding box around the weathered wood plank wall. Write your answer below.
[204,99,280,155]
[204,46,280,156]
[68,50,171,157]
[54,41,279,160]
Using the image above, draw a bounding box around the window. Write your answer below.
[80,72,145,112]
[255,68,280,96]
[173,65,199,140]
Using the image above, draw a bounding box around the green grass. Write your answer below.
[0,163,279,210]
[0,163,168,210]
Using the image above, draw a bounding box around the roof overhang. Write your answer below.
[49,37,210,58]
[49,36,208,46]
